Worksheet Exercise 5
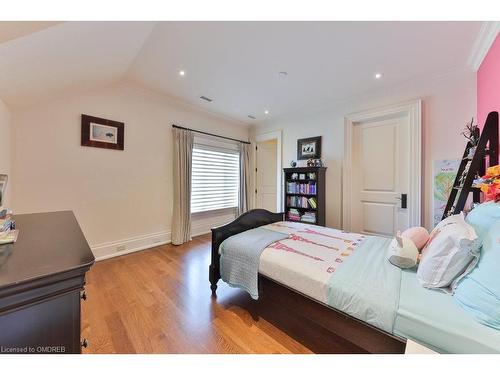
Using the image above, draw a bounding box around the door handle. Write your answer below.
[395,193,407,209]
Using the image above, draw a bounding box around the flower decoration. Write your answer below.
[473,164,500,202]
[461,118,480,147]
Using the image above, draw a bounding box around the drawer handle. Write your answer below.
[81,291,87,301]
[81,338,88,348]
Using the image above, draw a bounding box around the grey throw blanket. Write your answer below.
[220,227,289,299]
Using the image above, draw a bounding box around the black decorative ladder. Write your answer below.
[442,111,499,219]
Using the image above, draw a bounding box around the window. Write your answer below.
[191,141,239,214]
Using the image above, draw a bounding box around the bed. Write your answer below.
[209,209,500,354]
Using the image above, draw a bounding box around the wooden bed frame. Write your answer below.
[209,209,406,354]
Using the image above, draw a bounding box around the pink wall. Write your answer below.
[477,34,500,127]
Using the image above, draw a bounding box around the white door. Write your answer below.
[350,116,410,237]
[255,139,278,211]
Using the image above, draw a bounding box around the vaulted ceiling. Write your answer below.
[0,21,483,123]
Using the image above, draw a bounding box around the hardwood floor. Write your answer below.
[81,234,364,354]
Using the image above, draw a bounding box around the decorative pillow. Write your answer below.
[401,226,429,250]
[454,219,500,329]
[465,201,500,238]
[387,234,419,269]
[417,212,481,291]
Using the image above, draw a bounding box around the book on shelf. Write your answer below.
[287,208,301,221]
[308,197,317,209]
[301,211,316,223]
[287,195,316,209]
[286,181,316,195]
[286,208,316,223]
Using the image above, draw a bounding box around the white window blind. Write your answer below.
[191,142,240,214]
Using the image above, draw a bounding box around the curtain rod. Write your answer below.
[172,124,251,145]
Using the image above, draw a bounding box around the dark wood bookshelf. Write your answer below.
[283,167,326,226]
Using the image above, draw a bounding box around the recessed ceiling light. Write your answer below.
[264,110,269,115]
[179,70,185,76]
[374,73,383,79]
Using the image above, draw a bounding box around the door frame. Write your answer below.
[254,130,283,212]
[342,99,422,231]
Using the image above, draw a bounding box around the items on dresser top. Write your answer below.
[0,214,14,230]
[0,230,19,246]
[0,208,10,219]
[0,214,17,245]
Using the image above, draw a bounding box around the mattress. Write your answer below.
[394,269,500,353]
[258,221,366,304]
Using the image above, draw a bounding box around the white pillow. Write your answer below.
[417,212,481,292]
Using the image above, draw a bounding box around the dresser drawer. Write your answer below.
[0,290,82,354]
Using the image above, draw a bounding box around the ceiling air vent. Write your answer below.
[247,115,256,120]
[200,95,213,102]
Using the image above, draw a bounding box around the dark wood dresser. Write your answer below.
[0,211,94,354]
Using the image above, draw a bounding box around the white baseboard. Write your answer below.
[191,214,235,237]
[91,230,171,261]
[91,214,234,262]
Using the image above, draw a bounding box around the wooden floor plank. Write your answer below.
[104,311,137,354]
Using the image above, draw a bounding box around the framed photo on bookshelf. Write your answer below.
[297,136,321,160]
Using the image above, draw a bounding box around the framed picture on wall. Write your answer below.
[81,114,124,150]
[297,136,321,160]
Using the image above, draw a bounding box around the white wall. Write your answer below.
[253,69,477,230]
[10,82,250,258]
[0,98,11,206]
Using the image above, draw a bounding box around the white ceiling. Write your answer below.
[0,22,155,107]
[0,21,62,44]
[0,21,483,123]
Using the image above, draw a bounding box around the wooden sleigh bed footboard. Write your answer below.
[209,209,284,293]
[209,209,406,354]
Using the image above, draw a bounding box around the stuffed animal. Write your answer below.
[401,226,430,250]
[387,232,419,269]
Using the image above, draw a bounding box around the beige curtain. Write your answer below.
[172,128,194,245]
[238,143,251,215]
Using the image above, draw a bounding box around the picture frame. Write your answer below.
[297,136,321,160]
[81,114,124,150]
